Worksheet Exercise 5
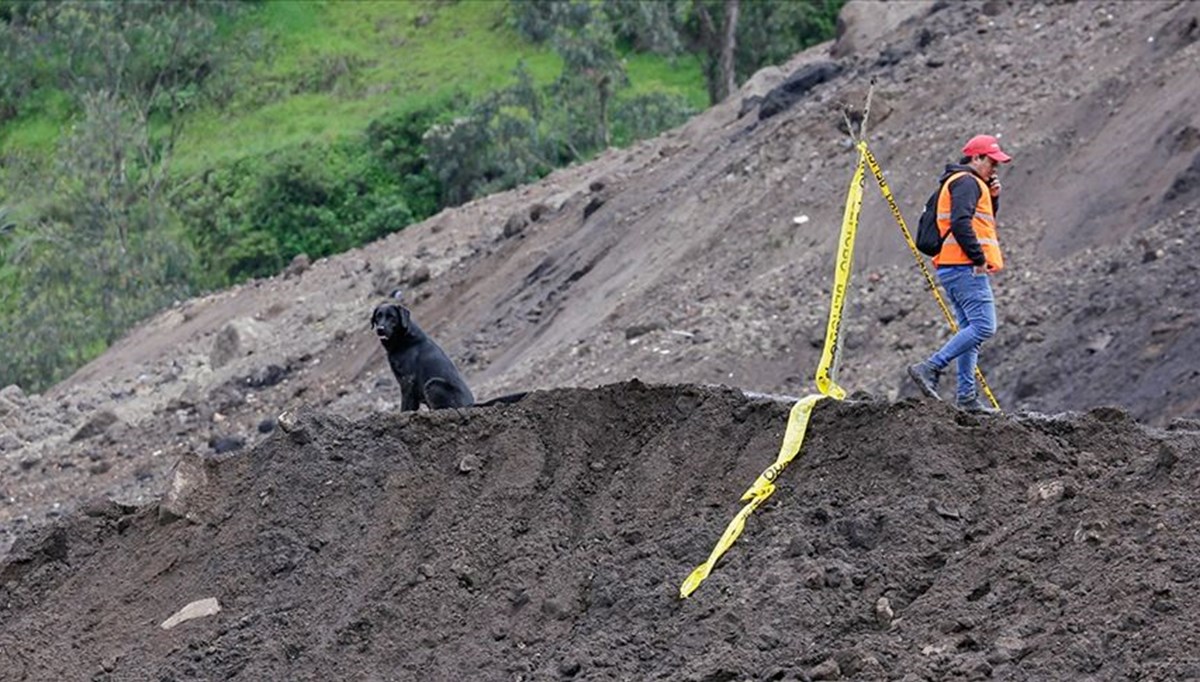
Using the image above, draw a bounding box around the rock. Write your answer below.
[70,410,120,443]
[625,321,665,340]
[582,192,609,220]
[282,253,311,279]
[875,596,894,628]
[1167,417,1200,431]
[458,454,482,473]
[835,649,883,677]
[210,318,268,370]
[158,453,212,524]
[739,64,787,101]
[987,634,1028,664]
[408,263,431,286]
[1027,479,1066,504]
[831,0,937,59]
[836,88,893,135]
[1087,405,1129,423]
[373,257,431,295]
[244,364,287,388]
[160,597,221,630]
[208,435,245,454]
[1073,519,1107,544]
[809,657,842,680]
[0,384,25,417]
[502,211,528,238]
[759,61,844,121]
[0,431,22,452]
[277,410,312,444]
[1083,331,1112,353]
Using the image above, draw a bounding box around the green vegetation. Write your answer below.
[0,0,842,392]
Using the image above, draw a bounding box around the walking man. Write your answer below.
[908,134,1012,413]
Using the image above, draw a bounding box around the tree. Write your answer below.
[693,0,739,103]
[0,1,250,390]
[0,92,194,390]
[552,19,627,150]
[684,0,844,105]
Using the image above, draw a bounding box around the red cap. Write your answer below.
[962,134,1012,163]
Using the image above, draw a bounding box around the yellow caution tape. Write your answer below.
[741,394,828,502]
[680,395,827,598]
[815,142,867,400]
[680,141,1004,599]
[680,143,868,599]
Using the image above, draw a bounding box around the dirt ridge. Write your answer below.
[3,382,1198,680]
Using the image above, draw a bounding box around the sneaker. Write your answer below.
[907,362,942,400]
[957,394,1000,414]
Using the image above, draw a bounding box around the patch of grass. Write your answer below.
[2,1,706,177]
[624,51,708,110]
[1,89,75,155]
[174,1,568,175]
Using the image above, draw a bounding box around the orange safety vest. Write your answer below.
[932,171,1005,271]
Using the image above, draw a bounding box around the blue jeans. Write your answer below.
[928,265,997,400]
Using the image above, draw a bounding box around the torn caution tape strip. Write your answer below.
[815,141,867,400]
[680,142,868,599]
[679,394,827,598]
[680,142,1005,598]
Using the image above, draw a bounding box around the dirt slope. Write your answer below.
[3,383,1199,680]
[3,1,1200,677]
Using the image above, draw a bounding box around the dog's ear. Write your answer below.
[398,305,411,332]
[370,305,381,329]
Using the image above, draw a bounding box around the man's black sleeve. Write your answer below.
[948,176,986,266]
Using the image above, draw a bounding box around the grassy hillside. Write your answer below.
[1,1,706,174]
[174,1,560,174]
[0,0,840,392]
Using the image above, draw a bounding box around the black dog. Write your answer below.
[371,302,474,411]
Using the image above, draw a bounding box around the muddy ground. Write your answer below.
[3,383,1199,680]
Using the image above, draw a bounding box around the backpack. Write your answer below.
[914,184,946,257]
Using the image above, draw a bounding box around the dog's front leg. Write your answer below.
[400,385,420,412]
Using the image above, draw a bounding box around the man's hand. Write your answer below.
[988,176,1002,198]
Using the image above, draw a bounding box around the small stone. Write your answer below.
[809,658,841,680]
[277,411,312,444]
[70,410,120,443]
[282,253,311,279]
[1027,480,1065,504]
[875,597,894,628]
[987,634,1028,664]
[158,454,210,524]
[160,597,221,630]
[502,212,528,238]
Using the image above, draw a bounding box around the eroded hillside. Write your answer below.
[3,5,1200,676]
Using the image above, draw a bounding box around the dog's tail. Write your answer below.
[474,391,530,408]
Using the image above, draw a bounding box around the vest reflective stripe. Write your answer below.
[940,213,994,227]
[932,171,1005,271]
[944,236,1000,246]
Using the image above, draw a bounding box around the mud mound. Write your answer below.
[3,383,1198,680]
